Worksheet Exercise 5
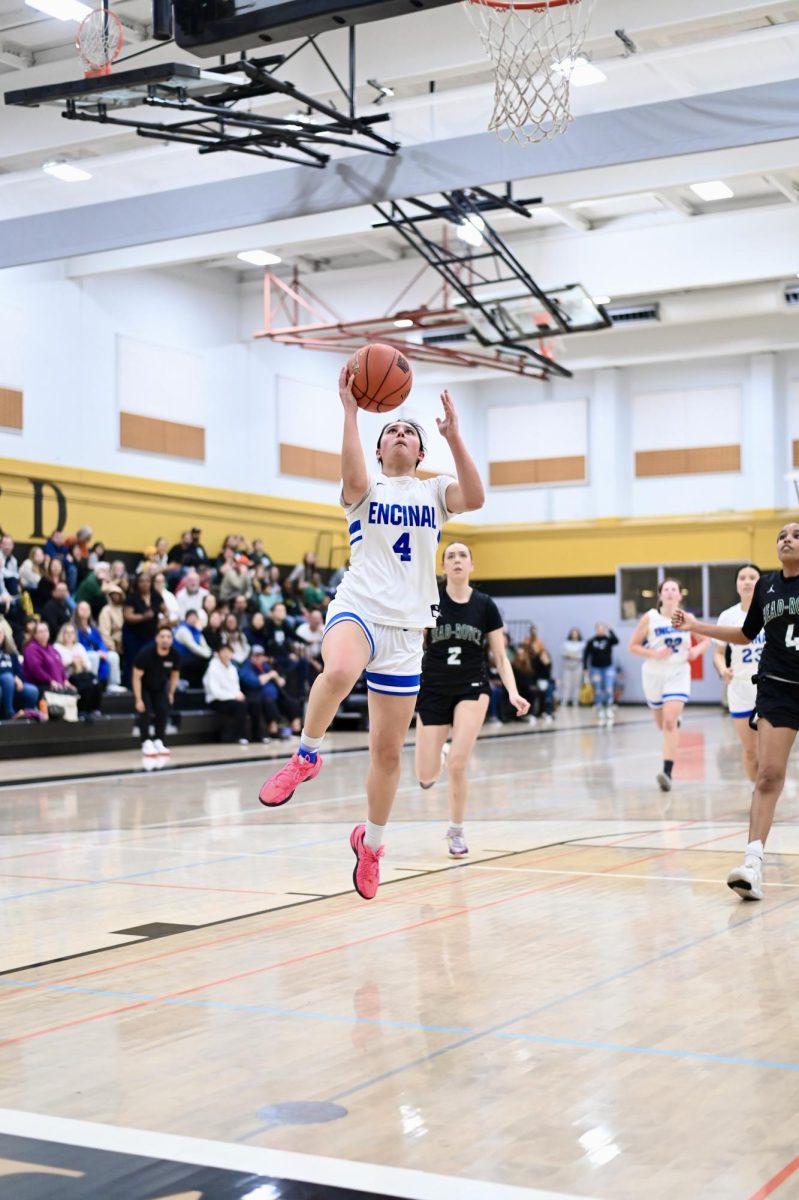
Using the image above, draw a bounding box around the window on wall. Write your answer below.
[619,561,752,621]
[620,567,659,619]
[663,565,703,615]
[708,563,748,616]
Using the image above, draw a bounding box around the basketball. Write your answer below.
[346,343,413,413]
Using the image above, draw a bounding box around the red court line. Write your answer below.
[0,848,64,863]
[748,1155,799,1199]
[0,873,588,1048]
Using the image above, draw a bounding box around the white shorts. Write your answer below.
[728,675,756,719]
[324,603,423,696]
[642,661,691,709]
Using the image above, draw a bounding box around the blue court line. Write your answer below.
[0,829,374,904]
[322,887,799,1105]
[2,976,797,1076]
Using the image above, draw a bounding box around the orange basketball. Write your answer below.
[346,343,413,413]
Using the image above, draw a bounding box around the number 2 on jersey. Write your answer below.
[392,532,412,562]
[447,646,462,667]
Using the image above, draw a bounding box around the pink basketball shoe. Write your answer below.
[350,823,384,900]
[258,752,323,808]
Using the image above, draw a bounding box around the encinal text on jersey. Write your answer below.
[367,502,437,528]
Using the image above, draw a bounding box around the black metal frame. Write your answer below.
[373,188,612,377]
[4,38,399,168]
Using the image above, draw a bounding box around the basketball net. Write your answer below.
[76,7,123,78]
[463,0,596,143]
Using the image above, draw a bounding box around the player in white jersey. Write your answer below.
[713,564,763,782]
[629,577,710,792]
[258,366,484,900]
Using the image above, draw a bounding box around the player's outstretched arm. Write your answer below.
[672,608,750,644]
[339,365,369,505]
[437,390,485,514]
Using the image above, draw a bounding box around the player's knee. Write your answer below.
[320,663,359,696]
[756,765,784,795]
[371,737,403,774]
[446,750,468,776]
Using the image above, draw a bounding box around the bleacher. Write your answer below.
[0,678,369,760]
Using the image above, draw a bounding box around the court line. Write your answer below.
[2,974,798,1077]
[0,1108,573,1200]
[748,1154,799,1200]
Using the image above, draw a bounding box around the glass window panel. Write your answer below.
[620,567,659,620]
[708,563,747,617]
[663,564,703,615]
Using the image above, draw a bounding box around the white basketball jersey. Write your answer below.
[716,603,765,679]
[333,472,455,629]
[645,608,691,664]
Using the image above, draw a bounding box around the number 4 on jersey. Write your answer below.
[392,532,412,562]
[786,624,799,651]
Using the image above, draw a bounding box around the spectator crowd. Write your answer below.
[0,525,338,751]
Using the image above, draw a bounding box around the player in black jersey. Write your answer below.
[674,521,799,901]
[415,542,530,856]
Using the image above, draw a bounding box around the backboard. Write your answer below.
[5,62,238,111]
[173,0,455,57]
[463,284,611,345]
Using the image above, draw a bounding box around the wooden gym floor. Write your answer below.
[1,708,799,1200]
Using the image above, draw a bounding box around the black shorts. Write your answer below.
[416,685,490,727]
[752,675,799,732]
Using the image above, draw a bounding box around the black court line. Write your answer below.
[0,713,657,792]
[0,828,664,978]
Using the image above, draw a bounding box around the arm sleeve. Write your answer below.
[484,597,504,635]
[434,474,457,522]
[340,478,374,515]
[742,581,765,641]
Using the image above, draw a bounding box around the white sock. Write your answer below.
[299,730,324,751]
[449,823,463,834]
[746,839,764,860]
[364,820,386,851]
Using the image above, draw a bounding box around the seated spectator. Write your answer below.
[75,561,111,619]
[188,528,208,567]
[287,551,317,586]
[74,599,123,691]
[166,530,194,573]
[43,529,75,591]
[153,572,180,627]
[0,624,38,719]
[98,583,125,657]
[511,642,538,717]
[215,534,242,572]
[1,533,20,600]
[174,609,212,687]
[18,617,37,651]
[201,592,217,623]
[204,609,226,653]
[19,545,46,605]
[249,538,272,569]
[203,639,249,744]
[42,581,73,644]
[136,545,163,576]
[231,593,250,624]
[54,623,103,716]
[37,556,67,608]
[530,636,555,723]
[247,610,267,643]
[109,559,130,594]
[87,541,107,570]
[122,573,166,684]
[175,569,209,624]
[255,565,283,615]
[280,578,306,624]
[218,553,252,605]
[132,627,179,757]
[302,571,326,610]
[222,613,250,666]
[239,644,301,741]
[294,609,324,687]
[22,620,79,704]
[67,526,93,588]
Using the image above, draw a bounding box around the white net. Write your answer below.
[463,0,596,143]
[76,8,123,76]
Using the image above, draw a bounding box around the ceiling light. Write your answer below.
[42,159,92,182]
[393,318,414,328]
[455,213,485,248]
[25,0,91,20]
[593,295,611,306]
[237,250,281,266]
[689,180,733,202]
[552,55,607,86]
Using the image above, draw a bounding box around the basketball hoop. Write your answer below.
[463,0,596,143]
[76,7,123,78]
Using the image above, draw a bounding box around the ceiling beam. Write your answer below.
[548,205,593,232]
[5,75,799,268]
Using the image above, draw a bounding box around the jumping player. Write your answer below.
[674,524,799,900]
[628,578,710,792]
[258,368,484,900]
[713,564,763,783]
[415,541,530,857]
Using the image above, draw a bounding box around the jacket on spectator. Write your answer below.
[75,572,108,616]
[23,640,67,688]
[98,598,124,655]
[203,656,242,703]
[174,622,212,660]
[0,648,25,683]
[42,598,72,642]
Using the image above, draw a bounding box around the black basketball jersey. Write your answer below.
[742,570,799,683]
[420,585,504,691]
